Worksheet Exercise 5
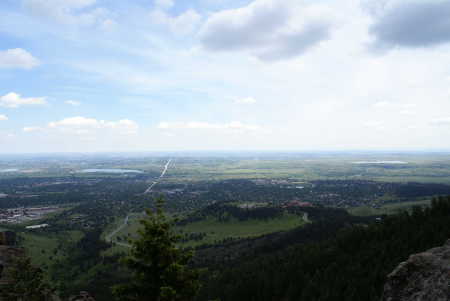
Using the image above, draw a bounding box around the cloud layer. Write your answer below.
[48,116,139,134]
[430,117,450,127]
[235,97,257,104]
[0,48,40,69]
[65,100,81,106]
[23,0,112,27]
[158,121,261,131]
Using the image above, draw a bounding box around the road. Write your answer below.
[105,215,130,246]
[144,159,171,194]
[160,159,171,178]
[106,159,172,246]
[302,212,310,223]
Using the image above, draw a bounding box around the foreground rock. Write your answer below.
[382,239,450,301]
[69,291,96,301]
[0,231,24,290]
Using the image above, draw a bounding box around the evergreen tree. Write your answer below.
[1,256,54,301]
[113,197,200,301]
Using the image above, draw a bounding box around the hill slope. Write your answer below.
[196,197,450,301]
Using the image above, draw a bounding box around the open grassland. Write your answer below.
[177,214,306,247]
[102,212,144,241]
[101,213,144,256]
[347,199,432,216]
[19,230,84,267]
[103,213,306,251]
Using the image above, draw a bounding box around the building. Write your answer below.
[283,200,314,208]
[26,224,49,230]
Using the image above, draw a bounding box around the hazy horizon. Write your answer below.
[1,149,450,157]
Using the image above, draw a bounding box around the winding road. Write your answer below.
[105,159,172,246]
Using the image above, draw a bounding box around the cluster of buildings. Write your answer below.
[282,200,314,208]
[0,206,59,224]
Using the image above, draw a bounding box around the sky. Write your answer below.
[1,0,450,153]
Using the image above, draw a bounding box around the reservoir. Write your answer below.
[0,169,19,172]
[352,161,408,164]
[78,169,143,174]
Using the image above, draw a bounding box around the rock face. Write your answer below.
[0,231,24,289]
[0,231,16,246]
[382,240,450,301]
[69,291,96,301]
[0,231,25,301]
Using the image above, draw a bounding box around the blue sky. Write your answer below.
[1,0,450,153]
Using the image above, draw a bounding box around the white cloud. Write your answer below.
[363,121,385,130]
[373,101,417,114]
[48,116,139,134]
[399,110,416,116]
[65,100,81,106]
[367,0,450,49]
[158,121,261,131]
[430,117,450,126]
[0,115,8,121]
[49,116,97,128]
[199,0,334,61]
[373,101,390,108]
[402,103,417,109]
[0,92,47,108]
[0,131,15,139]
[23,126,43,132]
[155,0,174,10]
[23,0,112,27]
[0,48,40,69]
[150,8,201,34]
[235,97,257,104]
[99,19,117,31]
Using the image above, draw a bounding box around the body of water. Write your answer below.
[352,161,408,164]
[0,168,19,173]
[77,169,143,174]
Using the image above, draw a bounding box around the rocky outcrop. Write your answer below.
[0,231,24,290]
[0,231,16,246]
[69,291,96,301]
[382,240,450,301]
[0,231,25,301]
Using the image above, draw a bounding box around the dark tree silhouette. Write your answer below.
[1,256,54,301]
[113,197,200,301]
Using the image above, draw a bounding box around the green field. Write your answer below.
[19,230,84,268]
[102,212,144,241]
[347,199,432,216]
[177,214,306,247]
[104,212,306,250]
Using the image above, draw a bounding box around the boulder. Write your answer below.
[69,291,96,301]
[382,240,450,301]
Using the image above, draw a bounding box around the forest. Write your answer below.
[195,196,450,301]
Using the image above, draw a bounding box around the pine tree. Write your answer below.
[1,256,54,301]
[112,197,200,301]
